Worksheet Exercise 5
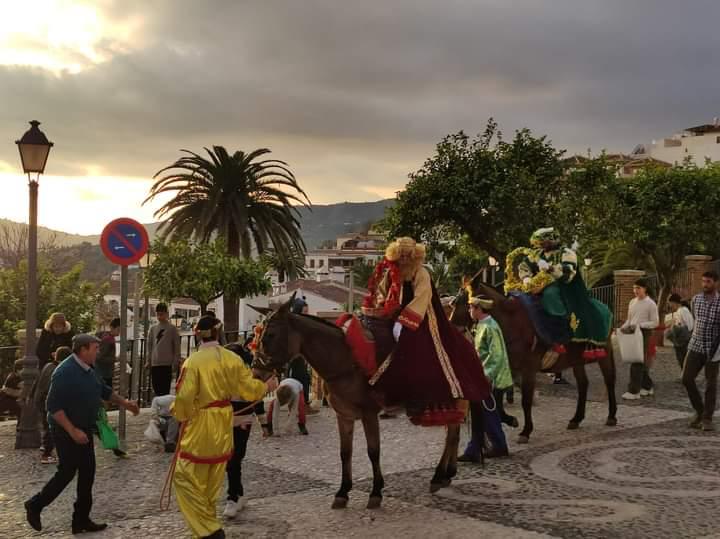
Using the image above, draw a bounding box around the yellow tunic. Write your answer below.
[173,342,267,463]
[172,341,267,538]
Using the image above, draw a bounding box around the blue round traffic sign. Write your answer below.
[100,218,149,266]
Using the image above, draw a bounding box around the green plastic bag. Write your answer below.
[96,408,119,450]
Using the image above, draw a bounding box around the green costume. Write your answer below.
[526,228,612,345]
[473,315,513,390]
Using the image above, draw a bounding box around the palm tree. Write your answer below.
[261,247,308,283]
[145,146,310,335]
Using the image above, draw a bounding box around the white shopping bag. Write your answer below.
[616,327,644,364]
[144,420,164,444]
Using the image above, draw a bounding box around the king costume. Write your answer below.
[363,237,490,424]
[172,318,268,539]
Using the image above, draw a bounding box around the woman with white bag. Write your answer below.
[620,278,659,400]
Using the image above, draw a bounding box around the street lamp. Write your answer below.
[15,121,53,449]
[583,257,592,287]
[488,256,499,286]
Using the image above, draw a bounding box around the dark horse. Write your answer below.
[451,281,617,443]
[252,294,464,509]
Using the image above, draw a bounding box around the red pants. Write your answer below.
[268,394,306,425]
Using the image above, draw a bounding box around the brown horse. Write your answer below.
[451,281,617,443]
[252,294,464,509]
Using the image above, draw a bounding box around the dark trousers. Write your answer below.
[227,424,252,501]
[463,400,508,457]
[0,395,21,418]
[41,413,55,457]
[628,329,654,394]
[29,429,96,523]
[674,345,688,370]
[682,351,720,420]
[151,365,172,396]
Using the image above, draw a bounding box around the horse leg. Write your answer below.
[445,423,461,481]
[599,353,618,426]
[361,412,384,509]
[568,363,589,430]
[430,426,453,493]
[332,415,354,509]
[518,367,535,443]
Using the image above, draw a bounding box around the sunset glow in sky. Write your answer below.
[2,1,720,235]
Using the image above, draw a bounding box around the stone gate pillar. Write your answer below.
[613,270,646,327]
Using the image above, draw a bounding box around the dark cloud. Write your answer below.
[3,0,720,202]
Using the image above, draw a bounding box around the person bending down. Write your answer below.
[267,378,308,436]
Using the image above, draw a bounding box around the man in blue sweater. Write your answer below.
[24,334,140,534]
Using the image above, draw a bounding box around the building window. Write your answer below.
[310,259,315,268]
[319,260,325,268]
[716,136,720,144]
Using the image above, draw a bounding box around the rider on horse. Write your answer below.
[362,237,490,425]
[505,227,612,363]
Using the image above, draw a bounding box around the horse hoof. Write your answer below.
[429,479,451,493]
[606,417,618,427]
[366,496,382,509]
[567,421,580,430]
[332,497,348,509]
[517,435,530,444]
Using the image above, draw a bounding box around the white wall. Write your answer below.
[649,133,720,165]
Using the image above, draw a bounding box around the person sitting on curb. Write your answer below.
[267,377,309,436]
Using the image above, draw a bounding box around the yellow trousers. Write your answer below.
[174,458,226,538]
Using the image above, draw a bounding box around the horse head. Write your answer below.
[251,292,301,380]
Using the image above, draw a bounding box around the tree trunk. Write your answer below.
[223,228,241,341]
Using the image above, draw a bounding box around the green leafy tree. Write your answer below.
[381,120,565,259]
[0,262,106,346]
[145,146,310,333]
[260,247,307,283]
[143,239,271,316]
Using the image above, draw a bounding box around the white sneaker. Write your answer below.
[223,500,238,519]
[622,392,641,400]
[639,388,654,397]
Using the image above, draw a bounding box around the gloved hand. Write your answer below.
[393,321,403,342]
[538,259,551,271]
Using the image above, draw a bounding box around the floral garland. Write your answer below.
[363,258,402,318]
[504,247,555,295]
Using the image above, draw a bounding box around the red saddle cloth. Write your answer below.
[335,314,377,377]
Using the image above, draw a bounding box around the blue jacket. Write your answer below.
[46,355,112,432]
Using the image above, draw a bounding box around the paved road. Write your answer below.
[1,347,715,538]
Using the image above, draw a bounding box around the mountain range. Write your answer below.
[0,200,394,282]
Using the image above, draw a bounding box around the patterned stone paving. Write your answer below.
[1,347,716,538]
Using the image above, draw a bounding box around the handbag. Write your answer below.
[96,408,120,450]
[616,327,645,364]
[144,419,164,444]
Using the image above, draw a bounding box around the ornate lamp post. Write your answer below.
[583,257,593,287]
[488,256,499,286]
[15,121,53,449]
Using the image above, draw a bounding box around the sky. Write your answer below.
[2,0,720,235]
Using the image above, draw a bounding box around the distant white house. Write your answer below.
[642,120,720,166]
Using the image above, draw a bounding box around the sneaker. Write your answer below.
[71,519,107,534]
[24,501,42,531]
[621,392,641,400]
[702,419,715,431]
[690,415,703,429]
[639,388,654,397]
[223,500,239,519]
[112,448,128,458]
[298,423,309,435]
[553,377,570,385]
[40,455,57,464]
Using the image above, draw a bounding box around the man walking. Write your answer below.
[146,303,181,396]
[24,334,140,534]
[683,271,720,430]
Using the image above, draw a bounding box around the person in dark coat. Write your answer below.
[36,313,74,370]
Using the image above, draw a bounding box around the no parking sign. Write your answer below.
[100,218,149,266]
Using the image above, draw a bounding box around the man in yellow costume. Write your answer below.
[172,315,278,539]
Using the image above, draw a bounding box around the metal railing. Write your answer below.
[589,284,616,317]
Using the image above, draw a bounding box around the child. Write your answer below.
[268,377,309,436]
[149,394,179,453]
[34,346,71,464]
[222,342,269,519]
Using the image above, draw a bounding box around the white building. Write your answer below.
[643,121,720,166]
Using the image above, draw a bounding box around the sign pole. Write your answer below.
[131,268,141,402]
[118,264,128,443]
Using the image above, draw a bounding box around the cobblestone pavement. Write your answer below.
[1,347,715,538]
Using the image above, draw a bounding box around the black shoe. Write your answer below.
[164,442,176,453]
[485,448,510,458]
[25,501,42,531]
[553,377,570,385]
[112,448,128,458]
[203,529,225,539]
[72,520,107,534]
[502,416,520,428]
[298,423,309,435]
[457,453,480,463]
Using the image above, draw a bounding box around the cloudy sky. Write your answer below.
[1,0,719,234]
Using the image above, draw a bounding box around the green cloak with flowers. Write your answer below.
[506,228,612,345]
